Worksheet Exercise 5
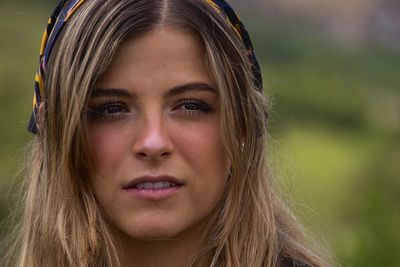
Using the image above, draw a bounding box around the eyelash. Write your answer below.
[176,98,213,117]
[87,98,212,121]
[87,101,129,121]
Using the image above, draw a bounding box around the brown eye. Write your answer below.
[172,98,214,119]
[88,102,129,120]
[101,103,128,114]
[177,98,212,113]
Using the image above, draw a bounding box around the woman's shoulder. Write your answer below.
[280,256,311,267]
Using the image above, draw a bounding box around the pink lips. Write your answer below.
[122,175,184,200]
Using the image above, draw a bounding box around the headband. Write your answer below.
[28,0,86,133]
[205,0,263,90]
[28,0,263,133]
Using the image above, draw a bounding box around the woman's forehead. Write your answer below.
[95,27,216,96]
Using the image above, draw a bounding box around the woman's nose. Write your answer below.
[132,116,173,162]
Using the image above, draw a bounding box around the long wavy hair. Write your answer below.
[4,0,330,266]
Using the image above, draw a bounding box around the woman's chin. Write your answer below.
[118,224,184,242]
[116,218,205,243]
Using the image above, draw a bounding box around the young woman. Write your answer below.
[5,0,330,266]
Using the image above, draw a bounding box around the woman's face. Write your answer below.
[88,27,230,241]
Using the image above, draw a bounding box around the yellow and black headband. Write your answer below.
[28,0,262,133]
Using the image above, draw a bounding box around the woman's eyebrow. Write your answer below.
[165,82,217,98]
[90,83,216,98]
[90,88,135,98]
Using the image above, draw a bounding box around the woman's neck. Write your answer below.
[116,225,210,267]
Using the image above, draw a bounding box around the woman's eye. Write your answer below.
[102,104,127,114]
[87,102,129,120]
[176,98,212,117]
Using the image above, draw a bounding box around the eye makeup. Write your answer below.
[87,96,215,122]
[175,97,213,118]
[87,100,130,121]
[86,83,218,123]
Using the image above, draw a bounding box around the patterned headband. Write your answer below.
[28,0,263,133]
[205,0,263,90]
[28,0,86,133]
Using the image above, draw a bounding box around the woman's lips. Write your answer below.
[122,175,184,200]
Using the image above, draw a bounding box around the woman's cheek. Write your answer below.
[89,125,132,174]
[176,120,226,169]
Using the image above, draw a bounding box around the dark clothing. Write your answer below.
[281,257,311,267]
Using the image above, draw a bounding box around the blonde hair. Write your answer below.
[4,0,331,266]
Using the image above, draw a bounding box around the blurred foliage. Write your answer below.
[1,2,399,266]
[247,19,400,266]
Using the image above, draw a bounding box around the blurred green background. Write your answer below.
[1,1,399,266]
